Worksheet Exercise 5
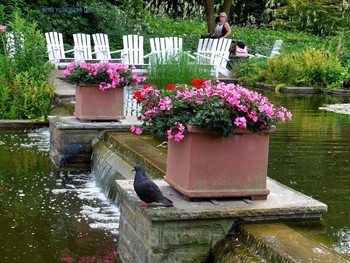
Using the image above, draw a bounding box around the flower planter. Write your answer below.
[165,126,275,200]
[74,83,125,121]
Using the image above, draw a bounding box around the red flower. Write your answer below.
[133,91,142,104]
[166,84,176,90]
[143,83,155,89]
[191,79,206,89]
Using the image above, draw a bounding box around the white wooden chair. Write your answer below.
[249,39,283,58]
[92,33,121,62]
[149,37,183,63]
[120,34,150,73]
[188,38,232,78]
[45,32,75,68]
[72,33,95,62]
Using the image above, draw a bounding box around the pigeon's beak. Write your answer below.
[132,168,135,172]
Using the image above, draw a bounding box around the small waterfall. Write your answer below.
[91,153,124,204]
[91,141,134,205]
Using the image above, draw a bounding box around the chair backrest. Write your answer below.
[6,32,24,57]
[45,32,66,61]
[149,37,183,62]
[73,33,93,61]
[196,38,232,67]
[122,35,145,65]
[212,38,232,68]
[270,40,283,58]
[92,33,111,61]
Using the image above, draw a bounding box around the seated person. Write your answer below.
[214,12,231,38]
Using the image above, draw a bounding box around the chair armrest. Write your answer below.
[254,53,268,58]
[110,49,123,54]
[64,49,75,54]
[214,53,229,61]
[184,51,195,59]
[194,52,211,60]
[143,52,155,59]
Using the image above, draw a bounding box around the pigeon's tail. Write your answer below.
[159,197,174,207]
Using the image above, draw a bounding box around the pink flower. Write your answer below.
[64,62,146,91]
[158,96,172,111]
[234,117,247,129]
[130,125,143,135]
[258,104,275,118]
[135,128,143,135]
[167,123,185,142]
[0,25,6,33]
[134,80,292,142]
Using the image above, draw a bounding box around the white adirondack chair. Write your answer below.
[249,39,283,58]
[149,37,183,63]
[189,37,232,78]
[120,35,150,72]
[92,33,121,62]
[72,33,94,62]
[45,32,75,68]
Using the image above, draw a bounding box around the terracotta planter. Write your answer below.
[165,126,276,200]
[74,83,125,121]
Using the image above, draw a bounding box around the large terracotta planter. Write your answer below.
[74,83,125,121]
[165,126,276,200]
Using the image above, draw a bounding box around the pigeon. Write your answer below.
[133,165,173,210]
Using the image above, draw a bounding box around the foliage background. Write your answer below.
[1,0,350,120]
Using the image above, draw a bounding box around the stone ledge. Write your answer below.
[280,86,322,94]
[115,178,327,222]
[0,120,48,130]
[239,223,350,262]
[331,89,350,97]
[49,115,142,130]
[116,178,328,263]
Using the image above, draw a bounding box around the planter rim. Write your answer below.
[186,125,276,135]
[76,83,119,88]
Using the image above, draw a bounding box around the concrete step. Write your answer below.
[102,132,167,179]
[239,223,350,262]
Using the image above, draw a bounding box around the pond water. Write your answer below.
[0,128,121,262]
[0,91,349,261]
[266,92,350,257]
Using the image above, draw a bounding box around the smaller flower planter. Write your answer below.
[165,126,275,200]
[74,83,125,121]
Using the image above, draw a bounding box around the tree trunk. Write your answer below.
[203,0,233,35]
[203,0,215,34]
[222,0,232,17]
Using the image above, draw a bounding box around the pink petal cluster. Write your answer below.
[167,122,185,142]
[134,80,292,142]
[130,125,143,135]
[158,96,172,111]
[0,25,6,33]
[63,62,146,91]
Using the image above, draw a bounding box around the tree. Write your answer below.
[203,0,233,34]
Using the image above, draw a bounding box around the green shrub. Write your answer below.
[0,10,55,120]
[236,46,345,89]
[0,72,54,120]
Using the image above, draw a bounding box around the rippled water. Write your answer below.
[0,128,121,262]
[265,92,350,257]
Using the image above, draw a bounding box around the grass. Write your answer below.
[147,52,213,88]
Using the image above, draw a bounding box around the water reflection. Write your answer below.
[265,92,350,257]
[0,128,120,262]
